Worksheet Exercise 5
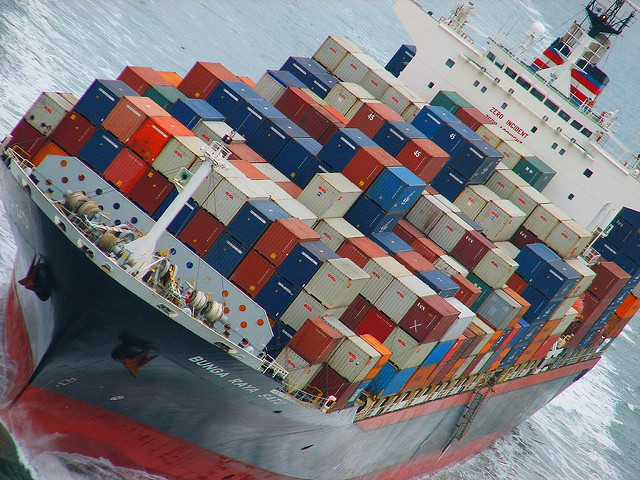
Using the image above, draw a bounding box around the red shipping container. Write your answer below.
[295,103,335,142]
[307,364,358,409]
[410,237,445,263]
[392,251,435,274]
[228,160,269,180]
[177,209,225,256]
[392,219,424,245]
[177,62,239,99]
[497,324,522,349]
[254,217,321,266]
[346,101,403,138]
[451,273,482,307]
[337,236,388,268]
[29,140,66,167]
[118,66,172,94]
[532,336,560,360]
[103,148,148,194]
[102,96,171,143]
[127,116,194,163]
[354,307,395,343]
[435,359,459,384]
[277,181,302,199]
[510,226,539,250]
[288,316,343,364]
[616,294,640,319]
[425,185,439,195]
[444,357,469,382]
[505,273,528,295]
[340,295,373,330]
[323,105,349,124]
[441,335,466,363]
[579,290,610,323]
[454,107,494,131]
[450,231,495,270]
[462,354,486,377]
[127,168,174,215]
[425,359,451,386]
[6,119,47,160]
[395,138,450,183]
[588,261,631,301]
[276,87,317,120]
[478,330,504,355]
[49,110,96,156]
[229,250,276,298]
[341,146,400,191]
[228,143,267,163]
[423,311,461,344]
[401,364,437,392]
[516,340,543,364]
[399,295,460,343]
[452,330,479,361]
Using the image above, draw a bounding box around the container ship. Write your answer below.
[2,1,640,479]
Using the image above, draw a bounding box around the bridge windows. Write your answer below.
[581,127,592,138]
[558,110,571,122]
[445,58,455,68]
[544,99,559,112]
[504,67,517,79]
[516,76,531,90]
[530,88,544,101]
[570,120,583,130]
[583,168,593,178]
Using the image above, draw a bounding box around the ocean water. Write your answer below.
[0,0,639,479]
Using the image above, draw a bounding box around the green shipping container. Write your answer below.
[143,85,187,111]
[467,272,493,311]
[430,90,473,114]
[512,156,556,192]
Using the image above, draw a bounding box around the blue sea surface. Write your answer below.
[0,0,639,478]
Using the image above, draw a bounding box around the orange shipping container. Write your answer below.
[277,181,303,199]
[157,71,183,88]
[102,96,171,143]
[361,334,392,381]
[401,364,437,392]
[502,287,530,324]
[478,330,504,355]
[103,148,148,194]
[443,357,468,382]
[532,319,561,343]
[516,341,544,364]
[228,160,269,180]
[127,116,194,163]
[29,140,66,167]
[615,294,640,319]
[603,314,632,338]
[239,76,256,89]
[117,66,172,94]
[488,348,511,371]
[228,143,267,163]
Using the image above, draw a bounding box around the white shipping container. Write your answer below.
[381,84,422,115]
[550,296,581,321]
[565,257,596,297]
[273,198,318,226]
[471,352,494,376]
[192,161,246,206]
[25,92,76,135]
[545,219,593,258]
[152,135,208,176]
[276,347,311,372]
[475,198,526,242]
[305,258,370,309]
[470,318,495,356]
[357,67,400,99]
[325,82,376,118]
[523,203,571,241]
[484,169,529,199]
[473,247,519,288]
[253,71,288,105]
[476,289,522,330]
[475,124,512,148]
[314,217,363,251]
[497,140,536,169]
[454,185,500,220]
[507,185,550,216]
[441,298,476,342]
[280,291,345,330]
[429,211,473,252]
[253,162,290,183]
[203,176,269,224]
[254,179,293,201]
[405,193,451,235]
[297,172,360,219]
[285,363,323,391]
[313,36,364,73]
[328,335,382,383]
[434,255,469,277]
[551,307,579,336]
[334,52,381,83]
[321,315,355,339]
[192,120,245,146]
[375,275,436,323]
[361,256,413,304]
[383,327,435,369]
[495,241,520,260]
[401,101,429,123]
[433,194,462,214]
[633,282,640,298]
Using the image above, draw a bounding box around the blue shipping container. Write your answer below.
[344,196,403,235]
[421,340,456,366]
[277,241,340,290]
[152,187,199,235]
[448,139,501,183]
[169,98,225,130]
[385,44,416,77]
[264,320,297,358]
[517,258,580,300]
[254,276,299,321]
[225,98,285,139]
[372,120,426,157]
[365,166,425,213]
[77,128,123,173]
[411,106,460,138]
[204,233,248,277]
[293,157,334,189]
[500,344,527,368]
[280,56,338,98]
[514,322,543,346]
[344,380,372,408]
[265,69,308,89]
[429,166,467,202]
[520,286,563,323]
[506,319,529,347]
[617,207,640,229]
[272,136,322,181]
[318,128,378,172]
[75,79,138,126]
[416,270,460,298]
[431,121,478,155]
[206,80,264,118]
[226,199,290,249]
[247,116,310,162]
[371,232,412,255]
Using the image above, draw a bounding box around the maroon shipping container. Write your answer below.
[177,209,225,256]
[340,295,374,330]
[452,329,478,361]
[49,110,96,156]
[295,103,335,143]
[307,364,359,410]
[288,316,343,364]
[336,236,388,268]
[588,261,631,301]
[565,321,596,348]
[410,237,445,263]
[354,307,395,343]
[254,218,321,266]
[177,62,240,99]
[6,119,47,160]
[450,231,495,270]
[103,148,148,194]
[399,295,460,343]
[127,167,174,215]
[230,250,276,298]
[117,66,172,94]
[451,273,483,307]
[276,87,317,120]
[228,143,267,163]
[395,139,450,183]
[127,116,195,163]
[431,358,457,385]
[102,96,170,143]
[510,226,539,250]
[505,272,528,295]
[341,146,400,191]
[318,120,346,145]
[454,107,495,131]
[579,290,611,323]
[346,101,404,138]
[392,219,424,246]
[393,251,436,274]
[461,354,485,377]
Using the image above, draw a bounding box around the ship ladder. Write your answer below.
[439,388,487,459]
